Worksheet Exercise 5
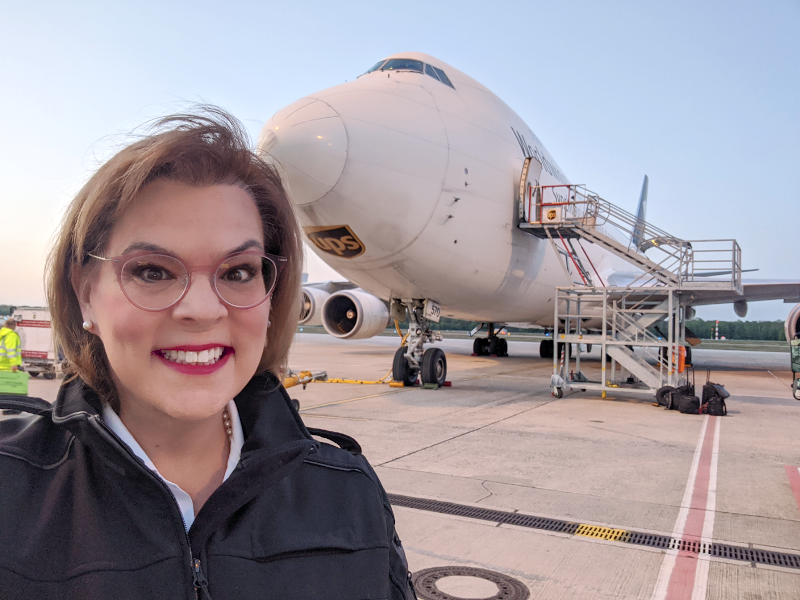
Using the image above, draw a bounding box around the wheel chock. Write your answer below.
[442,381,452,387]
[423,383,439,390]
[389,381,405,388]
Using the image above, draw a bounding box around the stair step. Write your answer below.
[605,345,663,390]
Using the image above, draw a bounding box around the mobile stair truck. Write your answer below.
[11,307,58,379]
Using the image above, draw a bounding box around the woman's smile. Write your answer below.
[155,345,232,365]
[153,344,236,375]
[81,180,271,421]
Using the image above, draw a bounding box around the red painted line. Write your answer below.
[785,465,800,514]
[666,415,718,600]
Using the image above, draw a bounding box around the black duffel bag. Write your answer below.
[676,394,701,414]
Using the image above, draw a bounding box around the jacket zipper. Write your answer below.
[91,416,211,599]
[192,557,215,600]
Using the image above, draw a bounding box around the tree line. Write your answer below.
[686,318,786,341]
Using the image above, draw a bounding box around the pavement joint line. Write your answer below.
[302,414,369,421]
[766,369,792,389]
[375,400,556,468]
[388,493,800,571]
[299,388,408,412]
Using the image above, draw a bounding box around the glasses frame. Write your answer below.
[88,250,287,312]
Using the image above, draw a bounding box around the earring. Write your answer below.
[268,320,272,327]
[82,320,93,331]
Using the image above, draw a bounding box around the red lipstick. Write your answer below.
[152,346,234,375]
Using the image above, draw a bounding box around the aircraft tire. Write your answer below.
[540,339,553,359]
[291,398,300,411]
[655,385,675,407]
[488,337,499,356]
[421,348,447,387]
[474,338,490,356]
[497,338,508,357]
[393,346,418,386]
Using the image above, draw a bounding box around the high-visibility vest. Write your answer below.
[0,327,22,370]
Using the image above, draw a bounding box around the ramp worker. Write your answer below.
[0,317,21,372]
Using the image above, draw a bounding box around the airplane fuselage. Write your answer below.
[261,52,628,324]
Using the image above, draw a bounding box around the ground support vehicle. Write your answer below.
[11,307,58,379]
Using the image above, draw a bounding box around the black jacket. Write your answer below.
[0,374,415,599]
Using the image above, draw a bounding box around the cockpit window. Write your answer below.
[425,64,440,81]
[364,60,387,75]
[362,58,455,89]
[381,58,424,73]
[430,65,454,89]
[425,63,455,89]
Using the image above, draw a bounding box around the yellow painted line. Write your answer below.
[575,523,630,542]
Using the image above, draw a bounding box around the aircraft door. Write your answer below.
[519,156,543,223]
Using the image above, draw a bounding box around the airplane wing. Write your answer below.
[303,280,358,294]
[682,279,800,306]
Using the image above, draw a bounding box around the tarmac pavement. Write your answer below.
[13,334,800,599]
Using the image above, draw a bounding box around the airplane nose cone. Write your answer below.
[259,99,347,206]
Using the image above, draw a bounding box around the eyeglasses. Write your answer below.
[88,250,287,312]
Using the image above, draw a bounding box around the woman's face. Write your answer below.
[78,180,271,421]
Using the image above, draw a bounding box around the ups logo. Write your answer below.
[305,225,365,259]
[547,209,557,221]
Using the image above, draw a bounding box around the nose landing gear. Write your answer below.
[391,300,447,387]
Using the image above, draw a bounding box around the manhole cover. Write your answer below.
[412,566,530,600]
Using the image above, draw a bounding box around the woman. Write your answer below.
[0,108,416,599]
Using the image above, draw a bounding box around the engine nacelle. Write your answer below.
[299,287,331,326]
[785,303,800,342]
[322,289,390,339]
[734,299,748,319]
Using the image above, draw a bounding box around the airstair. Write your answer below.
[517,169,743,398]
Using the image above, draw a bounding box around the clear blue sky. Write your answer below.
[1,0,797,321]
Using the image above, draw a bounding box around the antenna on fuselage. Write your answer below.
[630,175,649,252]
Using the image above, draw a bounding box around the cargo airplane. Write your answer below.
[258,52,800,387]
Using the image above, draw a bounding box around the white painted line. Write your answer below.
[651,414,721,600]
[691,416,721,600]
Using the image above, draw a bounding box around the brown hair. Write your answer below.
[46,106,303,407]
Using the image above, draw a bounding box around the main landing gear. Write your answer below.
[471,323,509,357]
[392,300,447,387]
[539,338,572,360]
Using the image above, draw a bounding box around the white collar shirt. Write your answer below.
[102,400,245,531]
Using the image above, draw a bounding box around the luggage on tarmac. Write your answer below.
[701,370,728,416]
[657,369,727,416]
[676,394,701,414]
[704,393,727,416]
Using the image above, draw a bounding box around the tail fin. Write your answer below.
[630,175,649,251]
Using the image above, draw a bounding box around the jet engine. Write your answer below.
[322,289,390,339]
[299,287,331,326]
[785,303,800,342]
